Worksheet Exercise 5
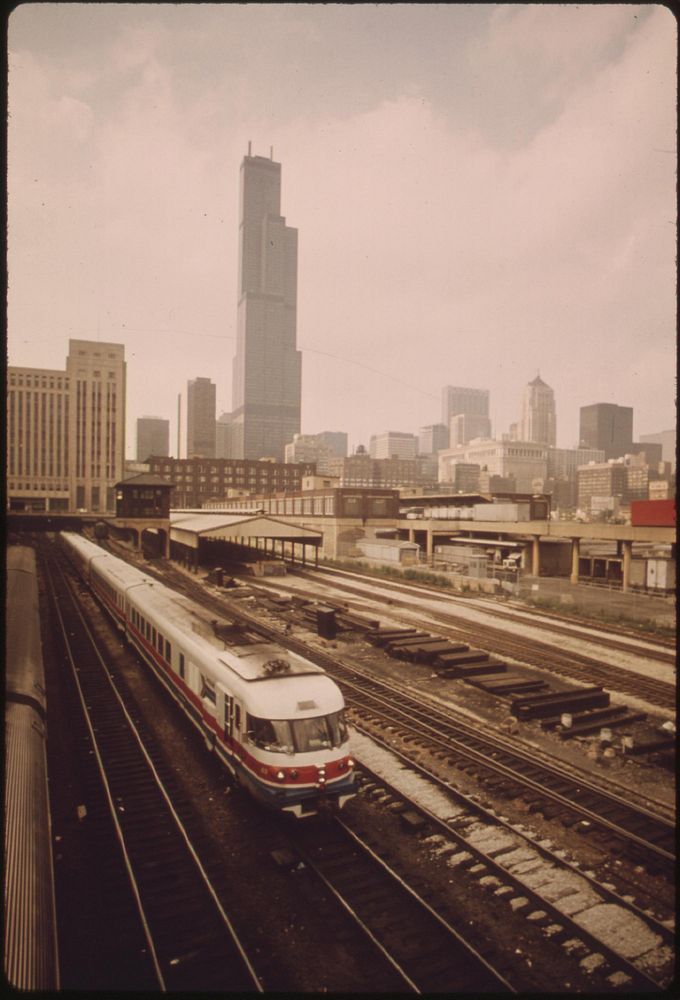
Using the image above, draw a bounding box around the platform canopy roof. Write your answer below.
[169,512,322,549]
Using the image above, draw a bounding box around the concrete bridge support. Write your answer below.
[570,537,580,585]
[621,539,633,593]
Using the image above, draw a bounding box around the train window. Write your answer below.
[152,627,157,647]
[165,639,171,661]
[234,704,241,730]
[179,653,185,679]
[326,710,349,747]
[247,715,294,754]
[291,715,332,752]
[200,676,216,704]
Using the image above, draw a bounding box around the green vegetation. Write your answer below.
[522,594,675,638]
[324,558,454,589]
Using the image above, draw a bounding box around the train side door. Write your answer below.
[232,700,244,758]
[218,686,233,749]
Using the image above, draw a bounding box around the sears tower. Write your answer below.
[231,147,302,460]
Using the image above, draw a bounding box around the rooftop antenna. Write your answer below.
[248,140,252,156]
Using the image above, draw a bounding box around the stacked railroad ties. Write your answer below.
[288,595,660,750]
[365,627,652,743]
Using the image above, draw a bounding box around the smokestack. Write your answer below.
[177,393,181,459]
[248,140,252,156]
[270,146,274,160]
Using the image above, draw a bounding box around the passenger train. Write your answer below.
[60,532,356,817]
[5,546,60,989]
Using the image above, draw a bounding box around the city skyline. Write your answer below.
[8,5,676,455]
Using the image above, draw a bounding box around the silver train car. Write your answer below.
[5,546,59,990]
[60,532,356,817]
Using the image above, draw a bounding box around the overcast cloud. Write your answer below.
[8,3,676,456]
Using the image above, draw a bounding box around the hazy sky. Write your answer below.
[8,3,677,457]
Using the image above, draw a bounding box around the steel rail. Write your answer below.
[338,675,676,864]
[43,554,167,991]
[354,728,675,959]
[310,563,677,652]
[136,561,675,865]
[293,817,515,994]
[45,549,264,993]
[289,571,676,707]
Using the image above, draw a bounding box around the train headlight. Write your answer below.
[276,770,285,781]
[318,776,326,785]
[347,758,355,768]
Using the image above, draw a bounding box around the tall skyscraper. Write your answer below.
[579,403,633,460]
[441,386,491,447]
[520,374,556,446]
[186,377,216,458]
[7,339,126,512]
[231,147,301,461]
[442,386,489,426]
[137,416,169,462]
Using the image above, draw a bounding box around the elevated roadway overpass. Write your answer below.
[400,518,676,592]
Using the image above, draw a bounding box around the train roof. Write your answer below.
[6,546,46,710]
[241,671,345,719]
[60,533,344,719]
[217,643,324,682]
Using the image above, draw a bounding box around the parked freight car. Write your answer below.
[630,499,676,527]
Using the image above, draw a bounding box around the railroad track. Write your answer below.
[313,564,677,651]
[264,571,676,711]
[348,762,675,993]
[290,816,515,993]
[42,547,263,993]
[330,668,675,875]
[46,539,675,991]
[138,563,675,877]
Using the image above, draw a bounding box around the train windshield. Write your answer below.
[247,710,349,754]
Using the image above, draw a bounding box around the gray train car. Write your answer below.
[5,546,59,989]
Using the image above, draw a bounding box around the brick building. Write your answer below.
[147,456,316,508]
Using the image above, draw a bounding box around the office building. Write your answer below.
[231,148,301,461]
[438,439,547,493]
[449,462,482,493]
[187,377,216,458]
[639,429,676,467]
[547,446,605,480]
[316,431,348,458]
[148,456,316,508]
[419,423,449,455]
[326,448,435,489]
[577,462,628,514]
[215,412,235,459]
[520,374,556,447]
[285,433,336,474]
[545,446,605,510]
[441,385,489,427]
[7,339,126,512]
[369,431,418,461]
[449,413,492,448]
[579,403,633,460]
[137,416,169,462]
